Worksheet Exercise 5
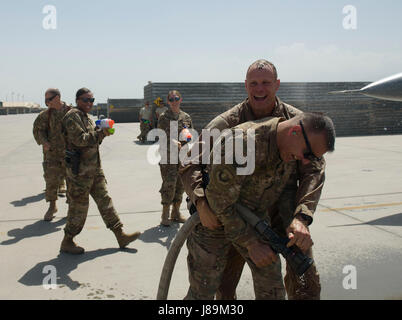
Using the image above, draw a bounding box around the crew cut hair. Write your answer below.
[298,112,336,152]
[247,59,278,80]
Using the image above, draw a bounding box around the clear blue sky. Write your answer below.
[1,0,401,106]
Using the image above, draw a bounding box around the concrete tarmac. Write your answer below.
[0,113,401,300]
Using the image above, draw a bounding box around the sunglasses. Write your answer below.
[168,96,180,102]
[45,94,58,104]
[299,121,322,162]
[80,97,95,103]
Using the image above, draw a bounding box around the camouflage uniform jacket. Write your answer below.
[181,97,325,224]
[62,108,106,176]
[205,117,296,248]
[33,102,72,160]
[158,109,193,162]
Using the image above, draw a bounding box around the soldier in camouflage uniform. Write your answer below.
[60,88,141,254]
[33,88,71,221]
[180,60,326,299]
[137,102,153,143]
[157,90,193,226]
[184,113,335,299]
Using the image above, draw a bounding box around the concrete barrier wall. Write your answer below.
[91,103,108,118]
[107,99,144,123]
[144,82,402,136]
[144,82,246,104]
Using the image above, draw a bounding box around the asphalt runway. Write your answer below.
[0,113,401,300]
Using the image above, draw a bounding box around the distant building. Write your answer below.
[0,101,43,115]
[91,103,108,119]
[107,98,144,123]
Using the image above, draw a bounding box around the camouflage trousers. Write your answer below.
[43,158,66,202]
[214,199,321,300]
[216,244,321,300]
[184,223,285,300]
[159,164,184,205]
[64,167,122,237]
[137,122,152,141]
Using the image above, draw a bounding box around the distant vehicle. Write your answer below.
[329,73,402,102]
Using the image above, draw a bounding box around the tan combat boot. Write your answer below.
[160,205,171,226]
[60,234,85,254]
[112,227,141,249]
[171,201,187,223]
[44,201,57,221]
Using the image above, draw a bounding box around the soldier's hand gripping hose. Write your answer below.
[235,203,313,276]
